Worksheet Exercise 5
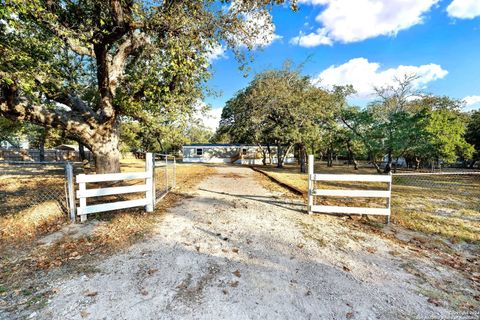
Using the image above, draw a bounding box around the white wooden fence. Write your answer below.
[307,155,392,223]
[76,153,154,222]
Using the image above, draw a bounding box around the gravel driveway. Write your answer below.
[36,166,468,319]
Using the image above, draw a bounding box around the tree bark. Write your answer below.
[258,144,267,165]
[327,148,333,167]
[79,142,86,161]
[276,143,283,168]
[88,123,121,174]
[414,157,420,170]
[267,144,273,164]
[299,144,306,173]
[281,144,293,167]
[346,141,358,170]
[384,150,393,173]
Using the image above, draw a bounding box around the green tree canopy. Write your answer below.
[465,110,480,168]
[0,0,295,172]
[218,63,337,170]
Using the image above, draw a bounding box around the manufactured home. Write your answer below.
[182,144,296,164]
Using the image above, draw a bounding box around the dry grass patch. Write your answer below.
[254,163,480,247]
[394,209,480,243]
[0,201,65,245]
[0,170,68,248]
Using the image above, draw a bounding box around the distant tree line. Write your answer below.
[213,64,479,173]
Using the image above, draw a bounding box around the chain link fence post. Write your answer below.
[165,155,168,194]
[173,156,176,189]
[64,161,76,222]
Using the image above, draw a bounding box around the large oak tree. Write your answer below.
[0,0,294,173]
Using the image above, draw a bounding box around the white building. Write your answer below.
[182,144,296,165]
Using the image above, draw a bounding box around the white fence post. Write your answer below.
[145,152,154,212]
[64,162,76,222]
[386,172,392,224]
[152,154,156,210]
[78,175,87,222]
[308,155,314,214]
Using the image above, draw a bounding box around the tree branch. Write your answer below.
[0,82,95,142]
[109,33,149,93]
[47,23,94,56]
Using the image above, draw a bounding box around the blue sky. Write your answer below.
[201,0,480,129]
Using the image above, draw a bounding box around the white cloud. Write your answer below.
[293,0,438,46]
[198,108,223,131]
[314,58,448,98]
[447,0,480,19]
[205,44,227,62]
[290,28,332,47]
[463,96,480,110]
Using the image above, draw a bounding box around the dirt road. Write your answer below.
[35,166,471,319]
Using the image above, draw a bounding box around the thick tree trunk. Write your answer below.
[87,123,121,174]
[91,143,121,174]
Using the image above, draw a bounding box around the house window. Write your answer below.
[196,148,203,156]
[242,148,247,155]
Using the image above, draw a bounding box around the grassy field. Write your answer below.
[254,163,480,245]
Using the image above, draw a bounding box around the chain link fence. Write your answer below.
[154,154,176,203]
[0,162,77,217]
[392,171,480,190]
[391,171,480,218]
[0,154,176,224]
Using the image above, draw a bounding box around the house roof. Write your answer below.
[183,144,269,148]
[183,144,242,147]
[55,144,78,151]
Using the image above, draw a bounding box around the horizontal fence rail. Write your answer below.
[308,155,392,223]
[311,174,391,182]
[76,171,150,183]
[76,153,154,222]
